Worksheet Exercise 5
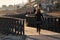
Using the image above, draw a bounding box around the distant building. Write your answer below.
[0,5,18,11]
[7,5,14,10]
[2,5,7,11]
[14,5,18,10]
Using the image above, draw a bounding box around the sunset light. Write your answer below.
[0,0,28,7]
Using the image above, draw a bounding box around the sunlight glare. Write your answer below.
[0,0,28,7]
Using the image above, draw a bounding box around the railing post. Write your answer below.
[19,20,22,35]
[23,20,25,35]
[0,17,25,35]
[17,20,20,35]
[59,19,60,32]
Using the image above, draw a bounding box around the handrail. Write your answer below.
[0,16,26,20]
[0,16,26,35]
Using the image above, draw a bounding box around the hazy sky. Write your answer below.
[0,0,28,7]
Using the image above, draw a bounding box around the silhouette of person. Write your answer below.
[35,6,44,34]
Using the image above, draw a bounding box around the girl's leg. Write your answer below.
[39,28,41,34]
[37,24,39,32]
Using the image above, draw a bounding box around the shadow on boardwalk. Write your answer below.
[0,35,38,40]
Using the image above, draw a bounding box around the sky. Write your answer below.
[0,0,28,7]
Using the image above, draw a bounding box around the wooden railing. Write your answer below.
[26,16,60,33]
[0,17,26,35]
[43,16,60,33]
